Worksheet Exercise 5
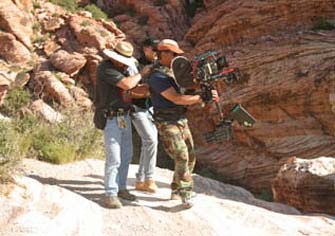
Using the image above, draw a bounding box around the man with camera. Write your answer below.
[94,41,147,209]
[148,39,219,208]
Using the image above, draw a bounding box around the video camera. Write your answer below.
[192,50,242,85]
[171,51,256,143]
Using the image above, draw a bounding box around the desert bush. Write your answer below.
[1,88,31,117]
[30,109,104,164]
[0,122,22,183]
[33,33,50,44]
[185,0,204,18]
[153,0,167,7]
[84,4,108,20]
[254,189,274,202]
[49,0,79,12]
[138,15,149,26]
[312,17,335,31]
[126,6,136,17]
[1,112,104,179]
[80,20,91,27]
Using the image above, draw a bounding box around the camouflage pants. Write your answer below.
[156,118,196,200]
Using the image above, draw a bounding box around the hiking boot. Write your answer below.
[135,181,146,191]
[171,191,196,200]
[104,196,122,209]
[135,180,158,193]
[144,179,158,193]
[181,198,193,209]
[118,189,137,201]
[171,191,182,200]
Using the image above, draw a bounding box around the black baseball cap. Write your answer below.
[142,37,159,49]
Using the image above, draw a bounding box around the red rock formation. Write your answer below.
[0,32,32,64]
[187,31,335,192]
[34,71,75,107]
[31,99,64,123]
[272,156,335,214]
[68,15,118,50]
[49,50,87,76]
[103,0,189,43]
[69,86,93,110]
[185,0,335,52]
[0,0,33,49]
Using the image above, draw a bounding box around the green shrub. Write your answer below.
[84,4,108,20]
[312,17,335,31]
[126,6,136,17]
[29,109,104,164]
[0,122,21,183]
[32,22,41,33]
[33,33,50,44]
[98,29,109,37]
[254,189,274,202]
[1,88,31,117]
[185,0,204,18]
[33,1,41,9]
[49,0,79,12]
[80,20,91,27]
[153,0,167,6]
[138,15,149,25]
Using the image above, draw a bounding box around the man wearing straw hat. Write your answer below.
[94,41,146,209]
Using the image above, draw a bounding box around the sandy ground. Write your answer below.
[0,158,334,236]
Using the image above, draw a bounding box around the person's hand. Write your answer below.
[211,90,220,102]
[140,65,152,78]
[129,84,150,99]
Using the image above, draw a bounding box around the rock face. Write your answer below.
[0,32,32,64]
[0,176,103,236]
[0,0,33,49]
[68,15,120,50]
[49,50,87,76]
[31,99,63,123]
[185,0,335,52]
[104,0,189,55]
[272,157,335,215]
[187,30,335,192]
[1,158,334,236]
[33,71,75,107]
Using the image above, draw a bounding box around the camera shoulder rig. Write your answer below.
[171,53,256,143]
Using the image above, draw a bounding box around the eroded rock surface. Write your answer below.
[273,156,335,215]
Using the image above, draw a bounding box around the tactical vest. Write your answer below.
[152,66,187,123]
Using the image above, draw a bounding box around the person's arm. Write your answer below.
[116,73,142,90]
[161,87,203,105]
[116,65,152,90]
[129,84,150,99]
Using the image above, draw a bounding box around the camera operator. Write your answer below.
[148,39,219,208]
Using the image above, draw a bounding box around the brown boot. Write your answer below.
[171,190,181,200]
[104,196,122,209]
[135,182,146,191]
[143,179,158,193]
[171,191,196,200]
[118,189,137,201]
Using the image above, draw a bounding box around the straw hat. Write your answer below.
[157,39,184,54]
[103,41,135,67]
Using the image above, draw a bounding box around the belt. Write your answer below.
[107,109,130,118]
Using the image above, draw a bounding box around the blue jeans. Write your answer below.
[131,106,158,182]
[103,114,132,196]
